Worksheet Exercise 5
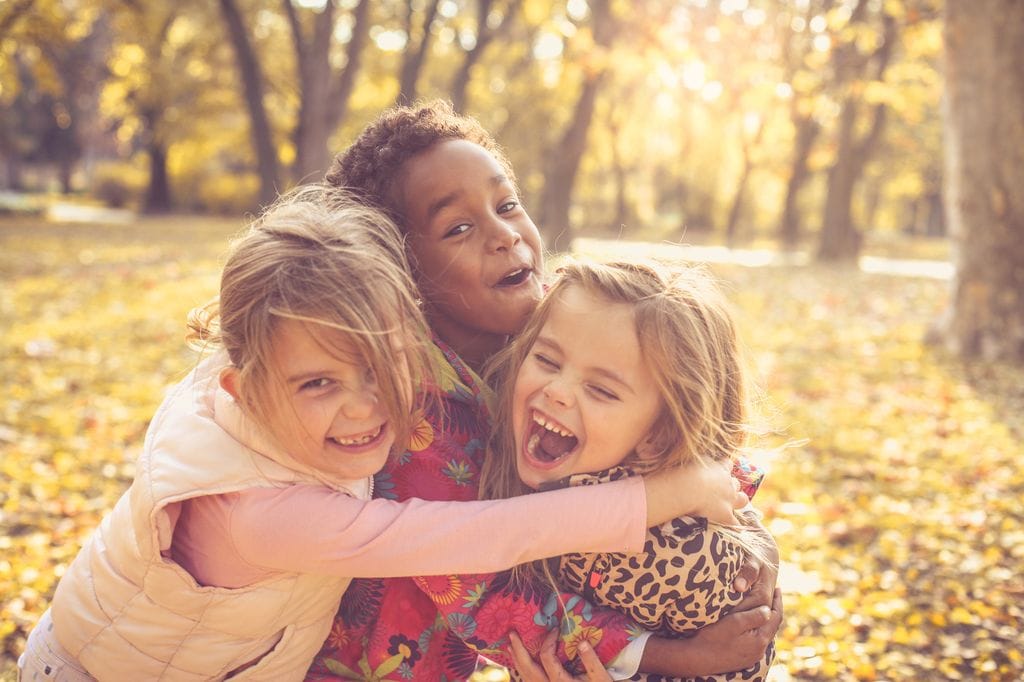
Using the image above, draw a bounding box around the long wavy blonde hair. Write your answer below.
[186,185,433,455]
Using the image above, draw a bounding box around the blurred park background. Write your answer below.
[2,0,1023,679]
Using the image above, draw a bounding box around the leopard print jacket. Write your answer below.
[556,465,775,682]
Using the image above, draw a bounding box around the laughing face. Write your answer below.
[260,319,399,481]
[398,139,544,366]
[511,286,664,490]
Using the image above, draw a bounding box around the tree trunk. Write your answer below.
[395,0,441,105]
[816,9,896,262]
[58,158,73,194]
[817,99,862,260]
[724,116,765,247]
[537,75,602,251]
[926,191,945,236]
[938,0,1024,360]
[285,0,370,183]
[724,164,750,248]
[325,0,370,135]
[286,0,335,182]
[450,0,495,112]
[450,0,520,112]
[219,0,279,207]
[3,157,24,190]
[144,137,171,213]
[537,0,614,252]
[608,113,629,231]
[778,114,819,249]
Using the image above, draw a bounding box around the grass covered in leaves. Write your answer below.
[2,216,1022,680]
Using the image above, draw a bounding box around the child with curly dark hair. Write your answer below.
[309,101,781,681]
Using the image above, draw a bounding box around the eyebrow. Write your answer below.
[533,336,635,395]
[425,174,511,222]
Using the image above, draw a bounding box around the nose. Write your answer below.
[486,217,521,252]
[542,376,575,407]
[340,383,379,420]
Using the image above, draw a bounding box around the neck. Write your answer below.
[428,318,507,374]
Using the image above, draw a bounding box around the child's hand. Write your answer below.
[732,517,780,607]
[689,458,749,525]
[642,459,747,527]
[510,631,612,682]
[641,588,783,676]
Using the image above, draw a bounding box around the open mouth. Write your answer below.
[496,267,532,287]
[328,423,385,448]
[525,411,579,464]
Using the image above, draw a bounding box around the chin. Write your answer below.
[516,464,550,491]
[333,449,392,481]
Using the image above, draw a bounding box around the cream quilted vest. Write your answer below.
[51,354,369,681]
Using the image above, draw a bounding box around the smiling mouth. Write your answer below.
[329,423,385,447]
[525,411,579,463]
[496,267,532,287]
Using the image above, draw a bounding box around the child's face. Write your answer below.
[398,139,544,360]
[511,286,663,490]
[265,319,400,480]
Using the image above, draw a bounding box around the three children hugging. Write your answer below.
[20,101,781,682]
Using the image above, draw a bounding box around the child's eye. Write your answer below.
[444,223,471,238]
[301,377,333,391]
[588,384,620,401]
[533,353,558,370]
[497,200,519,214]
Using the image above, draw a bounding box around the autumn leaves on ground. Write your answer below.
[2,216,1022,681]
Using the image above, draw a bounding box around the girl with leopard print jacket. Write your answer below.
[479,259,779,681]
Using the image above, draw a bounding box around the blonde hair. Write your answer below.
[480,258,749,501]
[186,185,432,454]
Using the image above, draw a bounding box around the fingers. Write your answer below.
[509,632,546,682]
[537,629,568,679]
[575,641,613,681]
[757,588,784,639]
[517,629,613,682]
[721,603,773,635]
[707,498,745,526]
[732,554,761,594]
[732,479,750,510]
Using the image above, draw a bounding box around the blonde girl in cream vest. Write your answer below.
[19,188,745,682]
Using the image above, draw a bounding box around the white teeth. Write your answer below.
[532,413,573,438]
[330,425,382,446]
[498,268,524,284]
[527,432,541,456]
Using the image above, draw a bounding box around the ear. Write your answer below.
[219,366,242,402]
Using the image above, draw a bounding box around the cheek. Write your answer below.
[408,244,445,286]
[284,408,316,442]
[413,244,471,286]
[511,367,536,408]
[510,385,525,423]
[526,232,544,262]
[509,377,534,434]
[289,398,332,435]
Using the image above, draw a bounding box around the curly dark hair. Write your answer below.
[325,100,515,230]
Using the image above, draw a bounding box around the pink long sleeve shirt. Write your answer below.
[166,478,647,589]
